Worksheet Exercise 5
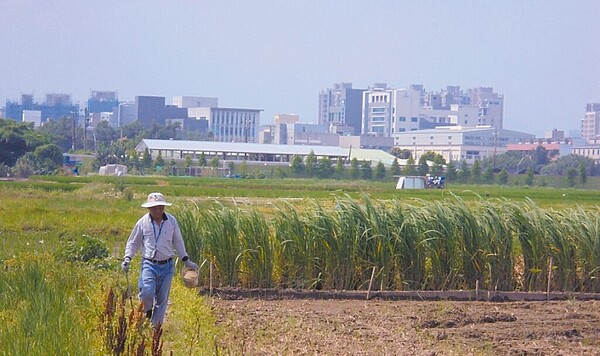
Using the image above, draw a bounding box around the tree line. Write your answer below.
[0,117,596,188]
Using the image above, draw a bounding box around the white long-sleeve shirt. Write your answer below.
[123,212,189,261]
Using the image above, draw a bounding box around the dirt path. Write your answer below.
[211,298,600,355]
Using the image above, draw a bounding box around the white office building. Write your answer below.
[393,126,534,164]
[581,103,600,141]
[188,107,261,143]
[361,85,505,144]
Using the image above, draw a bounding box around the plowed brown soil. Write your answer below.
[211,295,600,355]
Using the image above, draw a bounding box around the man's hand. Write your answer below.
[121,257,131,273]
[184,259,198,270]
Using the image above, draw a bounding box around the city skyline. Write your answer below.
[1,1,598,137]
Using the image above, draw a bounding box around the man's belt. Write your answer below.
[144,257,173,265]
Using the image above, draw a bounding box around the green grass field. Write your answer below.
[1,175,600,354]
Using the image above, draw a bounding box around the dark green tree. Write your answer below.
[315,157,333,179]
[361,160,372,180]
[540,154,595,176]
[374,161,386,180]
[305,150,317,178]
[525,167,534,186]
[402,156,417,176]
[534,145,549,166]
[390,158,401,176]
[95,121,117,144]
[120,121,147,141]
[482,165,495,184]
[184,155,193,171]
[497,168,509,184]
[350,158,360,179]
[445,161,457,181]
[579,161,587,185]
[198,152,207,166]
[431,155,446,176]
[457,160,470,183]
[0,120,36,166]
[470,160,482,183]
[239,161,249,178]
[155,153,165,172]
[565,168,577,187]
[417,156,429,176]
[390,147,412,159]
[141,148,152,172]
[334,157,345,179]
[33,143,63,173]
[290,155,305,177]
[36,117,78,152]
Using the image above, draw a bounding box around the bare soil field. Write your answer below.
[210,291,600,355]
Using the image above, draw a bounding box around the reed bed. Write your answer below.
[178,195,600,293]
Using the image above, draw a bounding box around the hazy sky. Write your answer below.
[1,1,598,136]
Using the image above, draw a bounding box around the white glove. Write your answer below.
[121,257,131,273]
[184,259,198,270]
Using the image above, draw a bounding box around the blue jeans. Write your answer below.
[138,258,175,325]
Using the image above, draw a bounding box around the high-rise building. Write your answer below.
[318,83,366,135]
[358,84,505,145]
[467,87,504,128]
[117,102,136,127]
[4,93,78,123]
[135,96,188,128]
[87,91,119,114]
[581,103,600,141]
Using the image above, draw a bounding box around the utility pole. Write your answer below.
[71,112,76,151]
[493,127,498,169]
[83,108,88,151]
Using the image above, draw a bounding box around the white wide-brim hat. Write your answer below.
[141,192,173,208]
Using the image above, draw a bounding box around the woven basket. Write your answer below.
[182,266,199,288]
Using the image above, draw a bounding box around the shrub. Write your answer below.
[54,234,111,268]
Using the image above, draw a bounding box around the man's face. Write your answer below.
[148,205,165,221]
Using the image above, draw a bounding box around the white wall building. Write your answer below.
[361,85,506,145]
[172,96,218,108]
[581,103,600,141]
[188,107,261,143]
[22,110,42,127]
[393,126,534,164]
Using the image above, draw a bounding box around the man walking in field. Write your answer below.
[121,192,198,325]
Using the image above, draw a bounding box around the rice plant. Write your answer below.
[418,199,462,290]
[272,201,318,289]
[570,206,600,292]
[545,209,578,291]
[0,255,96,355]
[388,202,427,290]
[507,200,551,291]
[198,202,243,286]
[173,195,600,293]
[237,209,274,288]
[478,200,515,290]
